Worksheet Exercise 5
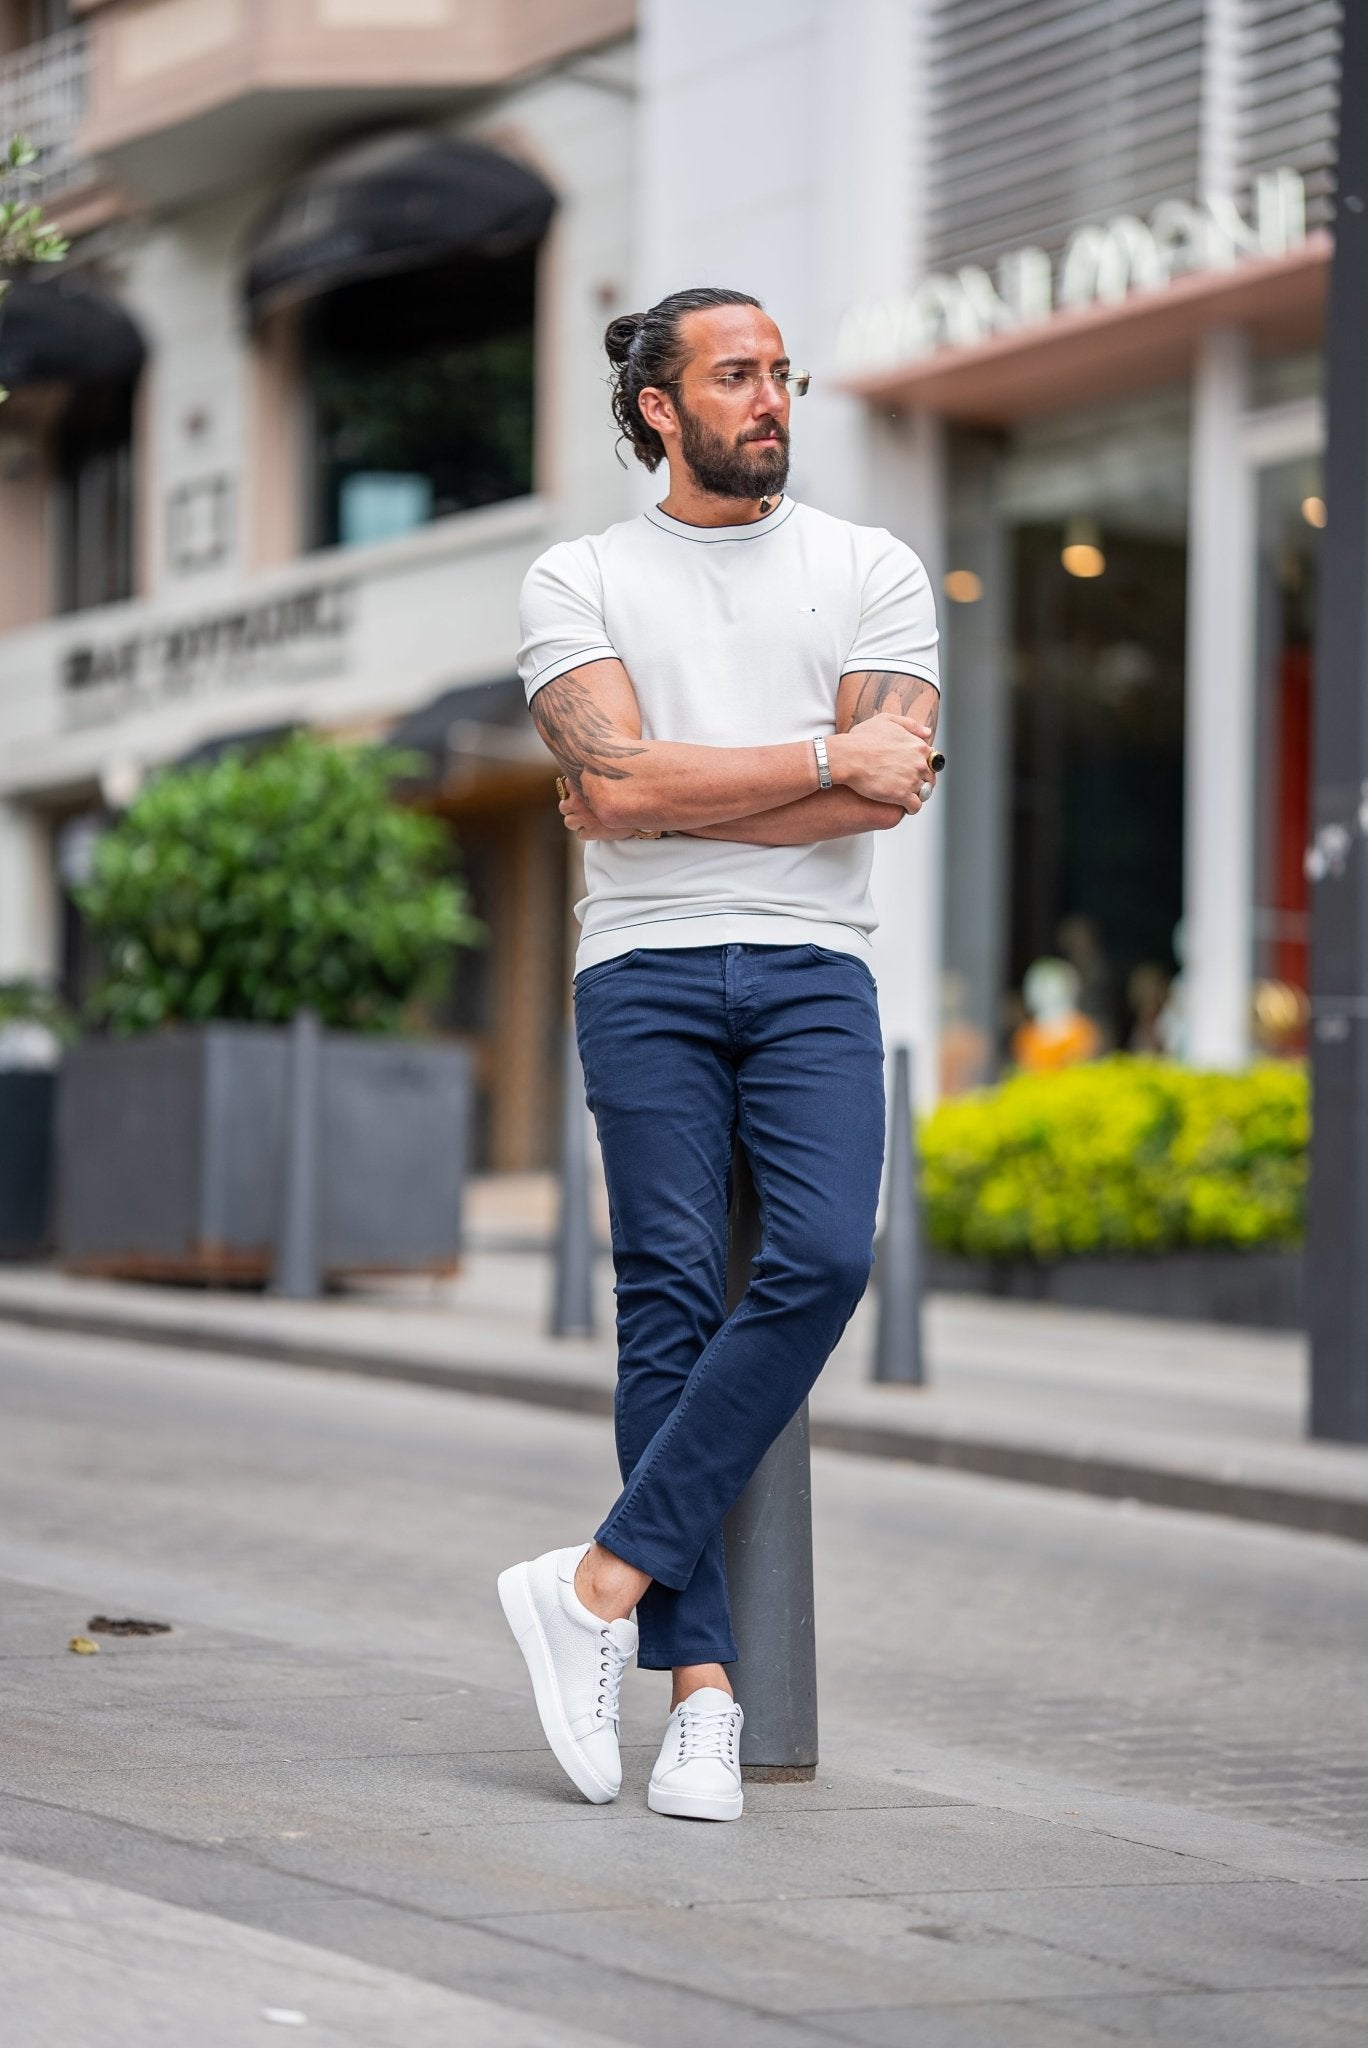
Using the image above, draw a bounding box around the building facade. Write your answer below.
[636,0,1339,1100]
[0,0,636,1166]
[0,0,1345,1153]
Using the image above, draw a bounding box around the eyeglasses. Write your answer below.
[696,370,811,400]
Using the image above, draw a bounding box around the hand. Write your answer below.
[826,713,937,813]
[558,783,638,842]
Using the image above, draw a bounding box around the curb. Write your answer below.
[2,1296,1365,1548]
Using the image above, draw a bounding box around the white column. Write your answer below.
[1183,326,1255,1068]
[868,407,946,1112]
[0,799,58,983]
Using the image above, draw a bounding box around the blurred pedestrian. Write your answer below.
[498,286,940,1822]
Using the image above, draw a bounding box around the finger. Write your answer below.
[886,715,934,738]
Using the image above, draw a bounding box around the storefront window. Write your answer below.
[941,393,1190,1076]
[303,245,537,551]
[1251,452,1321,1058]
[54,380,136,614]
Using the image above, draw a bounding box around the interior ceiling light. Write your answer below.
[1301,495,1327,529]
[1061,516,1106,579]
[943,569,983,603]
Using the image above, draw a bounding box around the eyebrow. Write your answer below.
[709,354,791,371]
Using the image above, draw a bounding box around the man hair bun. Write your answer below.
[603,313,645,368]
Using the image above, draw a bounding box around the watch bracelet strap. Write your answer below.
[813,735,833,790]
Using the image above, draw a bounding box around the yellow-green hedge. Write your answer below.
[919,1057,1307,1259]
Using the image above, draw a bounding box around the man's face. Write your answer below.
[665,306,792,501]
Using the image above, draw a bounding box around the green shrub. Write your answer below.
[0,978,76,1045]
[920,1057,1307,1259]
[78,734,482,1035]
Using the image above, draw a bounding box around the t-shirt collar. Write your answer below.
[644,495,796,542]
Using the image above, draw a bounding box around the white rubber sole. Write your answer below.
[497,1560,618,1805]
[647,1778,744,1822]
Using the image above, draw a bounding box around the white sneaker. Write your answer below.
[497,1542,637,1805]
[647,1686,744,1821]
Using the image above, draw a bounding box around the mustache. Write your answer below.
[739,419,789,446]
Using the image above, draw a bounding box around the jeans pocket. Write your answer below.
[804,943,875,983]
[573,947,646,992]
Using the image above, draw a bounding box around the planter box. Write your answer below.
[0,1069,56,1258]
[926,1248,1303,1329]
[56,1025,471,1283]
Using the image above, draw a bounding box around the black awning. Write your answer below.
[385,676,527,775]
[0,272,146,391]
[172,722,299,770]
[243,131,557,319]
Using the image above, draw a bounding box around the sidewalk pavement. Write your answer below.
[1,1176,1364,1546]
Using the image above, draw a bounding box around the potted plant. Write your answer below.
[57,733,483,1282]
[0,980,73,1257]
[917,1057,1307,1327]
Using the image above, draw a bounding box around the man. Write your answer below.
[498,286,940,1823]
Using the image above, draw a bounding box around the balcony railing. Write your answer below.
[0,25,89,200]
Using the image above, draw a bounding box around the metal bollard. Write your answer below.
[272,1006,324,1300]
[550,1021,596,1338]
[722,1140,819,1781]
[873,1043,926,1384]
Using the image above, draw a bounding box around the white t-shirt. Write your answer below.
[517,495,939,971]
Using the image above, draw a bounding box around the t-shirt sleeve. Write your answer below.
[517,542,619,704]
[840,531,940,689]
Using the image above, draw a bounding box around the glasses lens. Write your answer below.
[787,372,810,397]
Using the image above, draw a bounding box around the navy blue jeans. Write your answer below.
[573,943,886,1671]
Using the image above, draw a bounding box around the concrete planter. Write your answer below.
[56,1025,471,1283]
[926,1247,1303,1329]
[0,1070,57,1258]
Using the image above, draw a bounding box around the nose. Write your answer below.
[749,375,788,417]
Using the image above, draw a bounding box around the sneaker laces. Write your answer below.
[596,1627,630,1728]
[675,1700,741,1765]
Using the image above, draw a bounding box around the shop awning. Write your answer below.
[0,272,146,391]
[243,131,557,319]
[840,237,1331,426]
[386,676,530,778]
[173,722,298,770]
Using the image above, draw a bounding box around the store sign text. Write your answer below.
[60,582,354,729]
[836,168,1308,376]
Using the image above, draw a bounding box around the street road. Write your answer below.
[2,1322,1367,2046]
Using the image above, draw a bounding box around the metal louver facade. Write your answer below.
[1239,0,1342,228]
[923,0,1342,276]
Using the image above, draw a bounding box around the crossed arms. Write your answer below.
[529,658,941,846]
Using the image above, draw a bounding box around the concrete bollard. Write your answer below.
[550,1021,596,1338]
[873,1043,926,1385]
[723,1140,819,1781]
[272,1006,324,1300]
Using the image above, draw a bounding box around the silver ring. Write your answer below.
[917,781,934,803]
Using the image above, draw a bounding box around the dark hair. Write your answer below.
[604,286,764,471]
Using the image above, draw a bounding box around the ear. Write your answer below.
[637,385,677,438]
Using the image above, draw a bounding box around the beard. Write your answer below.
[676,397,790,502]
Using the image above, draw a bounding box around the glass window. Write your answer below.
[303,244,537,552]
[1251,452,1322,1058]
[942,392,1190,1073]
[54,379,135,614]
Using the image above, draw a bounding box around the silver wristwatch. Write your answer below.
[813,735,833,790]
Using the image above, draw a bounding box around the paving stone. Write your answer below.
[0,1853,621,2048]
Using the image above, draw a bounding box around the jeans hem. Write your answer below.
[636,1642,739,1672]
[593,1520,695,1594]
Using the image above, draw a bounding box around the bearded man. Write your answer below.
[498,286,940,1823]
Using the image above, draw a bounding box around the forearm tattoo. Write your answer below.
[848,671,940,737]
[530,672,647,797]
